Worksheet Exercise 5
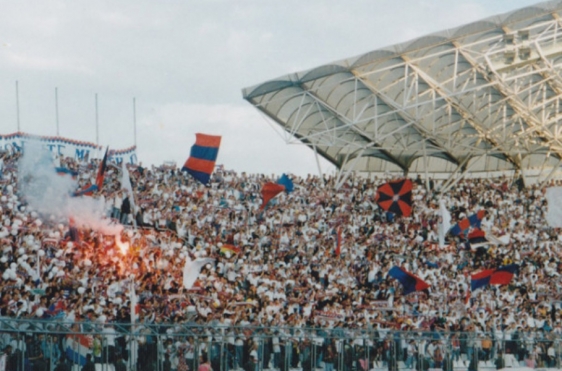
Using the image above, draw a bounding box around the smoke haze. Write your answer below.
[18,141,122,235]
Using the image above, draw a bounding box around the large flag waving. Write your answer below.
[450,210,486,236]
[260,182,286,210]
[470,264,519,292]
[182,133,221,185]
[388,266,430,295]
[182,256,215,289]
[375,179,413,217]
[259,174,294,209]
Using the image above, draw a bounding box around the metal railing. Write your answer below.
[0,318,561,371]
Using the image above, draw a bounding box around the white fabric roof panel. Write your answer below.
[243,1,562,174]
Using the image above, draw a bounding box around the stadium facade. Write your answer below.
[243,0,562,187]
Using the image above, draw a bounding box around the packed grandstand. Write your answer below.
[0,144,561,371]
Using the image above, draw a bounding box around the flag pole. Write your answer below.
[95,93,99,146]
[15,81,20,132]
[130,278,136,325]
[133,97,137,148]
[55,87,60,136]
[129,277,138,371]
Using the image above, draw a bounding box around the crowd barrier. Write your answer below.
[0,318,560,371]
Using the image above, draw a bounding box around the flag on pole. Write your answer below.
[438,199,451,248]
[375,179,413,217]
[335,226,342,257]
[121,161,136,212]
[470,264,519,292]
[183,256,216,289]
[220,244,241,255]
[96,147,109,191]
[466,228,489,249]
[72,147,108,197]
[449,210,486,236]
[260,182,286,210]
[388,266,430,295]
[182,133,221,185]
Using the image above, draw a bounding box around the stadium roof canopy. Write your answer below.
[243,1,562,185]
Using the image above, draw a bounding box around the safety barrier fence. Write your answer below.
[0,318,560,371]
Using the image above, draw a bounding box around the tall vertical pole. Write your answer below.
[133,97,137,148]
[313,145,323,182]
[55,87,60,136]
[16,81,20,132]
[95,93,99,146]
[130,279,138,371]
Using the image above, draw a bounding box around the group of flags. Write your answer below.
[69,146,136,217]
[373,180,495,255]
[387,263,519,297]
[180,133,295,212]
[65,135,523,300]
[179,149,537,308]
[368,178,524,300]
[186,155,522,299]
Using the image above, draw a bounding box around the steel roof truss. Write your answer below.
[402,56,522,169]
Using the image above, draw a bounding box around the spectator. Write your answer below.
[114,354,127,371]
[81,354,95,371]
[120,191,131,225]
[3,344,19,371]
[54,355,72,371]
[198,355,212,371]
[25,335,44,371]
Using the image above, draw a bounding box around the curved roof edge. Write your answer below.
[242,0,562,100]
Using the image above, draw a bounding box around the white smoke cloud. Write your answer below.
[18,141,122,235]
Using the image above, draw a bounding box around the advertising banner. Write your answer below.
[0,132,137,164]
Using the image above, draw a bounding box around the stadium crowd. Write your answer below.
[0,149,562,371]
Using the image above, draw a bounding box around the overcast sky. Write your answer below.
[0,0,542,176]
